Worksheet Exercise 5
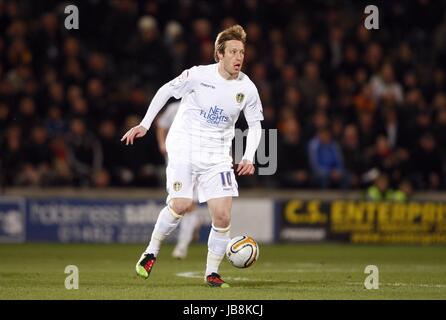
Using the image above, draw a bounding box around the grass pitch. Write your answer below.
[1,243,445,300]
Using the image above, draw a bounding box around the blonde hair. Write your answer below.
[214,25,246,62]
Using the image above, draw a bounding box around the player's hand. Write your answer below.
[237,159,255,176]
[120,125,147,145]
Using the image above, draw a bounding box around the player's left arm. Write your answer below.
[237,120,262,176]
[237,85,264,176]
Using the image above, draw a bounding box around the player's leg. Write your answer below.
[144,198,193,257]
[205,196,232,287]
[197,169,238,287]
[136,160,195,279]
[136,198,194,279]
[172,202,200,259]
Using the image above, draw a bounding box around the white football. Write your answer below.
[226,235,259,268]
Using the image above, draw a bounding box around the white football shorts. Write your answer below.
[165,159,239,204]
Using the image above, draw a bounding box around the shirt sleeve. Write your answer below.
[140,67,196,130]
[243,85,264,126]
[242,120,262,162]
[157,101,180,129]
[168,67,196,99]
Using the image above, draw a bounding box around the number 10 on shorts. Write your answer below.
[220,172,232,188]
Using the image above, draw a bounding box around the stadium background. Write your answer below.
[1,0,446,300]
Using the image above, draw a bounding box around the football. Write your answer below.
[226,235,259,268]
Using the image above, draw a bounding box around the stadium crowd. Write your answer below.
[1,0,446,192]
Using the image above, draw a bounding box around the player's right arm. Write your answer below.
[237,83,264,176]
[121,68,195,145]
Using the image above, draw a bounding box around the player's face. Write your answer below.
[220,40,245,76]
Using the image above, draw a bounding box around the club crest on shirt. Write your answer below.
[236,92,245,103]
[173,181,182,192]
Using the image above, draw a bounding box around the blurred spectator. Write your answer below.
[354,84,376,114]
[366,174,413,202]
[370,63,404,105]
[299,61,327,107]
[382,108,402,149]
[87,52,112,81]
[433,108,446,149]
[338,44,362,77]
[0,103,11,136]
[366,135,409,184]
[308,126,348,189]
[50,135,73,186]
[86,77,108,122]
[406,110,433,150]
[365,173,393,201]
[17,125,55,186]
[331,116,344,142]
[65,118,103,186]
[364,42,382,73]
[424,68,446,100]
[1,126,25,186]
[97,119,123,186]
[303,109,329,141]
[45,106,67,138]
[277,112,310,188]
[411,133,443,190]
[93,169,111,188]
[16,96,38,128]
[129,15,172,87]
[357,111,380,151]
[46,82,65,107]
[341,124,366,188]
[103,0,138,75]
[432,92,446,112]
[392,179,413,202]
[33,13,62,68]
[394,43,415,82]
[164,21,186,75]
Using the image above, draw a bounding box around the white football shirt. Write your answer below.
[165,63,263,169]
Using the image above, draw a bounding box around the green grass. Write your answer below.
[1,243,446,299]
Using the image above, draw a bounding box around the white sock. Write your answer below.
[144,206,182,257]
[174,211,200,253]
[205,224,230,277]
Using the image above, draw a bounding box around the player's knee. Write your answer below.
[212,211,231,229]
[170,199,193,215]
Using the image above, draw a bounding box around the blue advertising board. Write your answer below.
[0,196,271,243]
[25,198,165,243]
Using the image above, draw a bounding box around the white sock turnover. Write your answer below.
[144,205,182,257]
[205,224,230,277]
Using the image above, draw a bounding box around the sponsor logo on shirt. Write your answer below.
[200,106,229,125]
[200,82,216,89]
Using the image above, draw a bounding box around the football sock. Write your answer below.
[144,205,182,257]
[205,224,230,277]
